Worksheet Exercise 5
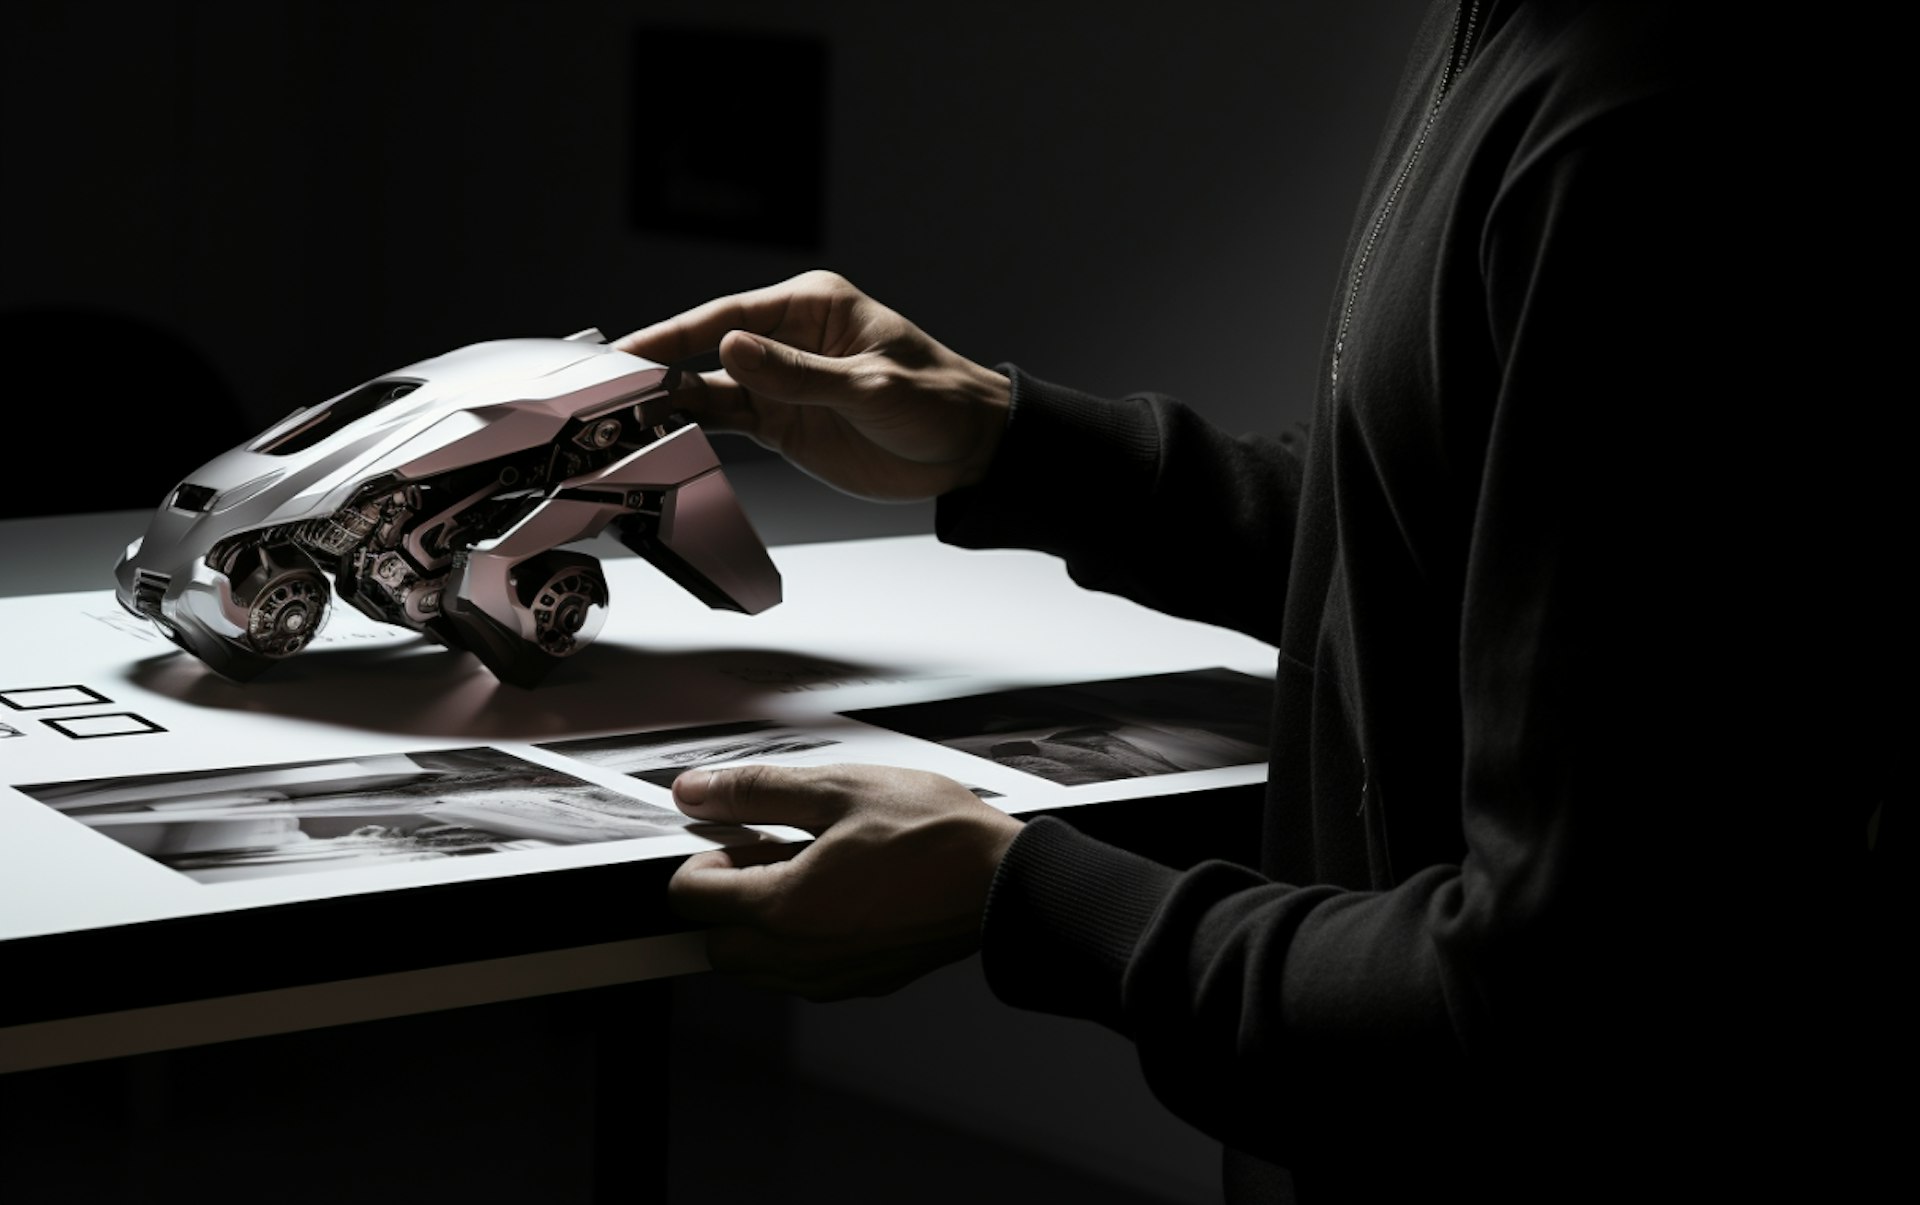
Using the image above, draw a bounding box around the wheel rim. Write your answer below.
[532,568,605,656]
[247,571,327,657]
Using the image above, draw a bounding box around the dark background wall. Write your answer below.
[2,3,1431,1202]
[2,0,1427,516]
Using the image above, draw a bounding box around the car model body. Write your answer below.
[114,329,781,686]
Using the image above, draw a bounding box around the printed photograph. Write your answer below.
[541,720,842,789]
[845,667,1273,787]
[16,747,695,884]
[541,719,1004,799]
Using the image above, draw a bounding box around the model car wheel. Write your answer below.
[238,548,330,658]
[520,552,608,658]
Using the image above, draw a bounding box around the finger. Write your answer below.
[663,368,760,436]
[683,817,787,848]
[669,844,800,926]
[682,823,801,854]
[671,763,860,832]
[718,330,860,408]
[612,274,821,364]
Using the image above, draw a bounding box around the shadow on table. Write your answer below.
[126,638,918,741]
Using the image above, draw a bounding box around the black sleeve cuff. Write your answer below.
[936,364,1162,558]
[980,814,1181,1033]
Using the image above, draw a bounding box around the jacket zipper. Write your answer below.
[1330,0,1482,391]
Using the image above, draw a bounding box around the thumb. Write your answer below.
[719,329,854,407]
[672,763,854,833]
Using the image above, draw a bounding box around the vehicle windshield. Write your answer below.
[249,379,421,456]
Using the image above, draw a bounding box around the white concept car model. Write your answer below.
[115,329,781,686]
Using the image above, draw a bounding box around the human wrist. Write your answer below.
[949,357,1011,491]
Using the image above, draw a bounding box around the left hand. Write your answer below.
[668,763,1025,1000]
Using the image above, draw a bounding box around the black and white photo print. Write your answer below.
[540,720,841,790]
[17,747,694,884]
[847,668,1273,787]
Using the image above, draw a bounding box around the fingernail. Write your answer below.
[675,769,714,805]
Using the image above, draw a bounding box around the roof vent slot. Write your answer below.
[170,484,218,512]
[250,379,422,456]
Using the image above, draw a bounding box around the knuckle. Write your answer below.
[799,268,849,294]
[852,365,898,396]
[722,762,772,801]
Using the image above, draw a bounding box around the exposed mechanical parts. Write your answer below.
[524,556,607,657]
[237,548,328,659]
[115,331,782,686]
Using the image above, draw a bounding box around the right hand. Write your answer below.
[612,270,1011,502]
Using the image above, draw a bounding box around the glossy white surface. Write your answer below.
[1,534,1273,944]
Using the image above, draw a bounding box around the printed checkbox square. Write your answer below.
[1,685,112,711]
[42,713,167,740]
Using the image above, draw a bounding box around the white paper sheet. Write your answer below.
[0,535,1275,943]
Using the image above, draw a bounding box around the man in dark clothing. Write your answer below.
[620,3,1890,1200]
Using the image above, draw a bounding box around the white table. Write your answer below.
[1,506,1272,1072]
